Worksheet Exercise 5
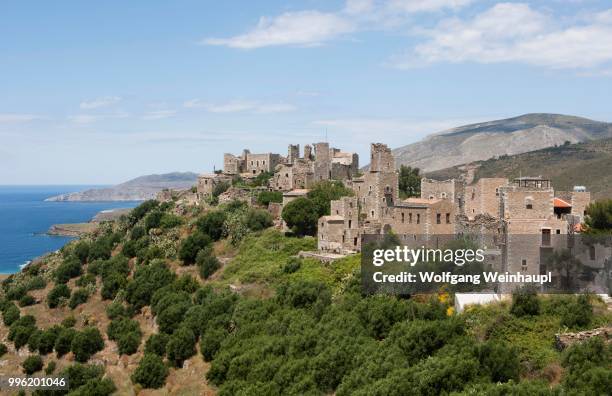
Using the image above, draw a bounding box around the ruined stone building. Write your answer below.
[196,173,232,201]
[223,149,281,175]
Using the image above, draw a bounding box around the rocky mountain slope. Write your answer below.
[427,138,612,200]
[45,172,198,202]
[393,114,612,172]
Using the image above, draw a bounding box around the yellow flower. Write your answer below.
[446,306,455,316]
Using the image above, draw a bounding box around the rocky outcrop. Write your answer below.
[555,327,611,350]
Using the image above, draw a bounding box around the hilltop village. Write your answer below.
[156,141,611,291]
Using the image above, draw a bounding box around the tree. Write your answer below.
[101,272,127,300]
[200,328,226,361]
[398,165,421,198]
[179,231,212,265]
[145,333,170,356]
[166,327,196,367]
[585,200,612,232]
[196,211,227,241]
[55,256,82,283]
[125,259,176,309]
[106,302,128,320]
[129,200,159,225]
[22,355,43,374]
[54,328,77,357]
[18,294,35,307]
[197,248,221,280]
[69,288,90,309]
[510,286,540,317]
[160,213,183,229]
[71,327,104,362]
[2,303,20,325]
[47,284,71,308]
[107,318,142,355]
[157,302,192,334]
[132,353,169,389]
[144,210,163,231]
[307,181,354,217]
[282,197,319,236]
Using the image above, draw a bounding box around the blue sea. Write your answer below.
[0,186,140,274]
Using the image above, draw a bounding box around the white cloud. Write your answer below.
[385,0,475,14]
[391,3,612,70]
[0,113,42,123]
[204,11,355,49]
[142,110,177,120]
[184,99,295,114]
[68,112,128,124]
[79,96,122,109]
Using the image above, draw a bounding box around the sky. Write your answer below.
[2,0,612,184]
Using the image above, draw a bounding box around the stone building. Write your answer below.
[223,149,281,175]
[421,178,464,208]
[196,173,232,200]
[464,178,508,219]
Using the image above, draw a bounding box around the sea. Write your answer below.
[0,186,140,274]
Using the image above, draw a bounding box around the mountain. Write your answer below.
[426,138,612,200]
[393,113,612,172]
[45,172,198,202]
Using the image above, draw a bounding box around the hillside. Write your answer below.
[427,138,612,199]
[393,113,612,172]
[0,196,610,395]
[45,172,199,202]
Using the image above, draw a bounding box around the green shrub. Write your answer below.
[246,208,273,231]
[282,257,301,274]
[71,327,104,362]
[61,316,77,328]
[125,259,176,309]
[101,272,127,300]
[18,294,35,307]
[256,191,282,206]
[75,273,96,287]
[166,327,196,367]
[69,288,90,309]
[130,225,146,240]
[6,283,27,300]
[55,256,82,283]
[106,302,128,320]
[22,355,43,374]
[129,200,159,225]
[561,294,593,328]
[144,210,163,231]
[74,241,91,264]
[2,302,20,326]
[45,360,57,374]
[476,340,520,382]
[307,180,354,217]
[196,211,227,241]
[36,326,61,355]
[160,213,183,229]
[132,353,169,389]
[197,248,221,279]
[179,231,212,265]
[200,328,226,361]
[25,276,47,290]
[54,328,77,357]
[117,331,142,355]
[145,333,170,356]
[157,302,192,334]
[47,284,71,308]
[510,286,540,317]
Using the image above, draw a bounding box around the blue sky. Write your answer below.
[2,0,612,184]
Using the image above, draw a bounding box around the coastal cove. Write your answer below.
[0,186,140,274]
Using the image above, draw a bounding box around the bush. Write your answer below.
[196,211,227,241]
[145,333,170,356]
[179,231,212,265]
[166,327,196,367]
[129,200,159,225]
[61,316,77,328]
[69,288,90,309]
[130,225,146,240]
[45,360,56,374]
[47,284,71,308]
[70,378,116,396]
[246,208,273,231]
[117,331,142,355]
[6,284,27,300]
[75,273,96,287]
[71,327,104,362]
[510,286,540,317]
[22,355,43,374]
[282,257,301,274]
[144,210,163,231]
[2,302,20,326]
[54,328,77,357]
[106,302,128,320]
[125,259,176,309]
[256,191,282,206]
[18,294,35,307]
[0,343,7,357]
[37,327,61,355]
[160,213,183,229]
[281,197,319,236]
[307,180,354,217]
[561,294,593,328]
[197,248,221,280]
[74,241,91,264]
[476,340,520,382]
[25,275,47,290]
[54,256,82,283]
[88,237,113,261]
[157,302,192,334]
[132,353,169,389]
[107,318,142,354]
[200,328,226,361]
[101,272,127,300]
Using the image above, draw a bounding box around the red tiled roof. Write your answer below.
[554,197,572,208]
